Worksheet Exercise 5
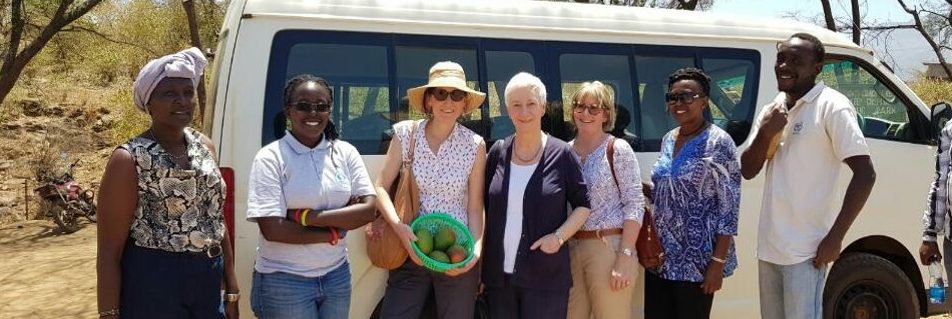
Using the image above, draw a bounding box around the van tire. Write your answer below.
[823,252,919,319]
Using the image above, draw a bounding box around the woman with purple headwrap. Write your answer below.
[96,48,239,319]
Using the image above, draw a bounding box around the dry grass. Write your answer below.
[910,77,952,107]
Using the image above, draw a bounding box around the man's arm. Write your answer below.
[741,103,786,180]
[814,155,876,267]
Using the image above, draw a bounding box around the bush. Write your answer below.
[909,77,952,107]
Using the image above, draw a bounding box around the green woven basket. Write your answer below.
[410,213,475,273]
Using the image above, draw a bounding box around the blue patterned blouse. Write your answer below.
[650,124,741,283]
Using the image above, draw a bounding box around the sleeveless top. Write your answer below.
[394,120,482,225]
[120,127,226,253]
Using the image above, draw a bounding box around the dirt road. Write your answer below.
[0,220,96,318]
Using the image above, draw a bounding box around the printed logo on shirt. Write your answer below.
[793,122,804,135]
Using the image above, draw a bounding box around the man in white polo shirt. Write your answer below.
[741,33,877,319]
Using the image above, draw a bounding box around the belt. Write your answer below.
[573,228,623,240]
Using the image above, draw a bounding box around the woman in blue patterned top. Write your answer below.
[645,68,741,319]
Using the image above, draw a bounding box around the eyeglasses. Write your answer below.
[665,92,704,104]
[572,102,605,115]
[291,101,331,113]
[429,88,468,102]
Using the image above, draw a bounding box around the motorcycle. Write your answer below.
[33,159,97,233]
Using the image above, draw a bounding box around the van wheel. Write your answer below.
[823,252,919,319]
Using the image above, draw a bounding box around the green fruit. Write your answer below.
[429,250,450,263]
[434,227,456,251]
[415,229,434,254]
[447,244,467,263]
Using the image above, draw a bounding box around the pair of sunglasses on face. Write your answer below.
[291,101,331,113]
[572,101,607,115]
[665,92,705,104]
[429,88,469,102]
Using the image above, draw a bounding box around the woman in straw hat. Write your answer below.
[96,48,239,319]
[482,72,591,319]
[375,61,487,318]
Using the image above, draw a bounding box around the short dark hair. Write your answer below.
[668,67,712,96]
[282,74,338,140]
[788,32,825,63]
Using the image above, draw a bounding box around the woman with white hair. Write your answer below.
[376,61,487,319]
[96,48,239,319]
[482,72,592,319]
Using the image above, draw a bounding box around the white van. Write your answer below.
[204,0,952,318]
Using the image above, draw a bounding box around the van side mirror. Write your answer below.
[930,101,951,142]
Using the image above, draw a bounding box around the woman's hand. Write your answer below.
[445,251,479,277]
[225,301,239,319]
[610,255,636,291]
[530,233,562,254]
[700,261,725,295]
[393,223,422,265]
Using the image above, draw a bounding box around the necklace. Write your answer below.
[148,129,189,160]
[513,135,544,163]
[679,122,709,138]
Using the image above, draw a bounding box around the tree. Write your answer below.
[820,0,837,31]
[851,0,861,45]
[0,0,105,106]
[182,0,207,120]
[898,0,952,79]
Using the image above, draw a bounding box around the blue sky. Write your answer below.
[709,0,940,80]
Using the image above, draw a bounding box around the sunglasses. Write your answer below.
[429,88,468,102]
[572,102,606,115]
[665,92,704,105]
[291,101,331,113]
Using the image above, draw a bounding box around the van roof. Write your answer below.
[240,0,863,52]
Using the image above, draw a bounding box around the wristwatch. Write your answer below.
[224,292,240,303]
[619,248,634,257]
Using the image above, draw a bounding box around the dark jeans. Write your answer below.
[120,243,224,319]
[644,271,714,319]
[484,275,569,319]
[380,260,481,319]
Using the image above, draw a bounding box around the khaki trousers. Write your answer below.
[567,234,638,319]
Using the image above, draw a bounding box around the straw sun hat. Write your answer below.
[406,61,486,114]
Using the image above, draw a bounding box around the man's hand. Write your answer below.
[813,234,842,268]
[920,241,941,265]
[760,103,788,138]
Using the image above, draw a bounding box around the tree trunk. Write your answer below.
[899,0,952,79]
[850,0,861,45]
[820,0,837,31]
[677,0,698,10]
[182,0,207,123]
[0,0,103,107]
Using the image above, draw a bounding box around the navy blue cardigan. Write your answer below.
[482,135,590,291]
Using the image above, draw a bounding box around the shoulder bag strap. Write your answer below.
[607,137,619,191]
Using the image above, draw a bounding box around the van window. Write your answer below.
[558,53,635,143]
[820,58,924,142]
[702,57,757,145]
[634,55,694,148]
[395,47,479,121]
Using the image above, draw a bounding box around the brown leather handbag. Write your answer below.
[607,138,665,270]
[366,121,421,270]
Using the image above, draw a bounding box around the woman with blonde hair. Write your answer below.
[376,61,487,319]
[566,81,644,319]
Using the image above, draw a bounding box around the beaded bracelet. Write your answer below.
[98,308,119,318]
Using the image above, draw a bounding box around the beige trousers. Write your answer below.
[567,234,639,319]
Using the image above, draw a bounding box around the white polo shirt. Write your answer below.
[748,83,870,265]
[246,132,376,277]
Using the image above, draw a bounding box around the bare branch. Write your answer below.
[60,25,158,55]
[897,0,952,79]
[2,0,24,75]
[860,24,917,31]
